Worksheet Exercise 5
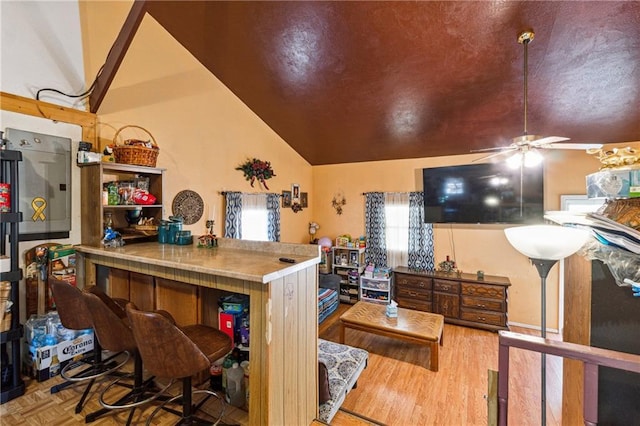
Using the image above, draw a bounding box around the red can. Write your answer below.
[0,183,10,213]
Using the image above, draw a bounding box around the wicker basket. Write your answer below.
[112,125,159,167]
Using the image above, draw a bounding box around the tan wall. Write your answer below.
[312,150,609,329]
[79,2,313,244]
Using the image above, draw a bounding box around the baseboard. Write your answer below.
[508,321,559,335]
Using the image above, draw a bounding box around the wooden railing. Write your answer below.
[496,331,640,426]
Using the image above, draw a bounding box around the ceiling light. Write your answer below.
[506,152,522,169]
[523,149,543,167]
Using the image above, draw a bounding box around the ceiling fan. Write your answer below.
[473,30,602,167]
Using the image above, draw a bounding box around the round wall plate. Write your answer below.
[171,190,204,225]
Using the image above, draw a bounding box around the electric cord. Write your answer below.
[35,64,104,102]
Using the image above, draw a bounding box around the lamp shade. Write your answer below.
[504,225,590,260]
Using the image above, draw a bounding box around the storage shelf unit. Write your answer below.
[80,162,165,247]
[359,275,392,304]
[0,149,26,403]
[331,247,365,304]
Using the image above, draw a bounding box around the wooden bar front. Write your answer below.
[75,239,320,426]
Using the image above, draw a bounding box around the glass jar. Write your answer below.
[157,220,170,244]
[168,217,183,244]
[103,212,113,230]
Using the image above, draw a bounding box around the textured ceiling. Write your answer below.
[144,1,640,165]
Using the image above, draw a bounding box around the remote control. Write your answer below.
[279,257,296,263]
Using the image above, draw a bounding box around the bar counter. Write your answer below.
[75,239,321,426]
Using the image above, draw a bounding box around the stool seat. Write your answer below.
[182,324,232,363]
[126,304,233,425]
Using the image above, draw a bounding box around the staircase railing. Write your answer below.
[496,330,640,426]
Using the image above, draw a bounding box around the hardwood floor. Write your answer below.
[319,304,562,426]
[1,304,561,425]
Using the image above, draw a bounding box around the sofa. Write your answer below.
[318,338,369,424]
[318,274,340,324]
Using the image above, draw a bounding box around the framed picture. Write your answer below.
[349,251,358,265]
[282,190,292,208]
[300,192,308,208]
[292,183,300,203]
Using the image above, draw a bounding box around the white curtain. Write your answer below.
[384,192,409,268]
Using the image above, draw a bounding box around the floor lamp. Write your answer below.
[504,225,590,425]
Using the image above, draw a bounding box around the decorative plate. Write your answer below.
[171,190,204,225]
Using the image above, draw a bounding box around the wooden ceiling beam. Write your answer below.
[89,0,148,113]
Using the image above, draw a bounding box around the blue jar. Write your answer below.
[168,218,183,244]
[158,220,170,244]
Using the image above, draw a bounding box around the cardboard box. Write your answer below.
[219,311,236,346]
[24,332,94,382]
[48,244,76,286]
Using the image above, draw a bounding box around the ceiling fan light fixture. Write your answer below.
[524,149,543,168]
[506,152,523,169]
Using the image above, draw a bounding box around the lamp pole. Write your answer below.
[530,258,558,426]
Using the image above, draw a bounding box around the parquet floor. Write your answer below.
[2,304,561,425]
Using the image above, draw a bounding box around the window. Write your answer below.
[241,202,269,241]
[384,193,409,268]
[224,192,280,242]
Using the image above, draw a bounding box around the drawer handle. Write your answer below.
[476,304,486,308]
[418,282,425,288]
[477,316,486,321]
[409,291,418,297]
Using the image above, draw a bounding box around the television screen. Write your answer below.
[422,163,544,224]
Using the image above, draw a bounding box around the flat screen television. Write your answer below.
[422,163,544,224]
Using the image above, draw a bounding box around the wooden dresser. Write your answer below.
[393,266,510,332]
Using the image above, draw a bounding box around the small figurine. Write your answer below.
[102,227,124,247]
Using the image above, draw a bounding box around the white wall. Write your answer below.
[0,1,85,108]
[1,1,85,322]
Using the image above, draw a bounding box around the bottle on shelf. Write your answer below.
[226,362,246,407]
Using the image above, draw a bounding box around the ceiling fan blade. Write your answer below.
[470,145,516,153]
[529,136,570,146]
[472,149,516,162]
[540,142,604,150]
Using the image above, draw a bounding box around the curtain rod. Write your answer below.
[219,191,281,196]
[361,191,423,195]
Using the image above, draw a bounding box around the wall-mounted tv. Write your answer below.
[422,163,544,224]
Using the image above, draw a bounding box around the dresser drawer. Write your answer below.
[396,297,432,313]
[396,285,431,301]
[461,282,506,300]
[394,273,432,291]
[434,279,459,294]
[460,309,506,327]
[461,295,505,313]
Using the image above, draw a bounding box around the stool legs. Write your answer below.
[85,351,169,424]
[50,343,129,414]
[144,376,227,426]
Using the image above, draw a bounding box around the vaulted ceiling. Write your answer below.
[103,1,640,165]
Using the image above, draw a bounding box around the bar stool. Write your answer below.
[126,303,233,425]
[82,287,168,424]
[48,278,130,414]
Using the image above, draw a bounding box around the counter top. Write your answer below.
[75,238,320,284]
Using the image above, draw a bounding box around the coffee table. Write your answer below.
[340,301,444,371]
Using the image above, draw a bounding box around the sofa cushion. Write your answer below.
[318,339,368,423]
